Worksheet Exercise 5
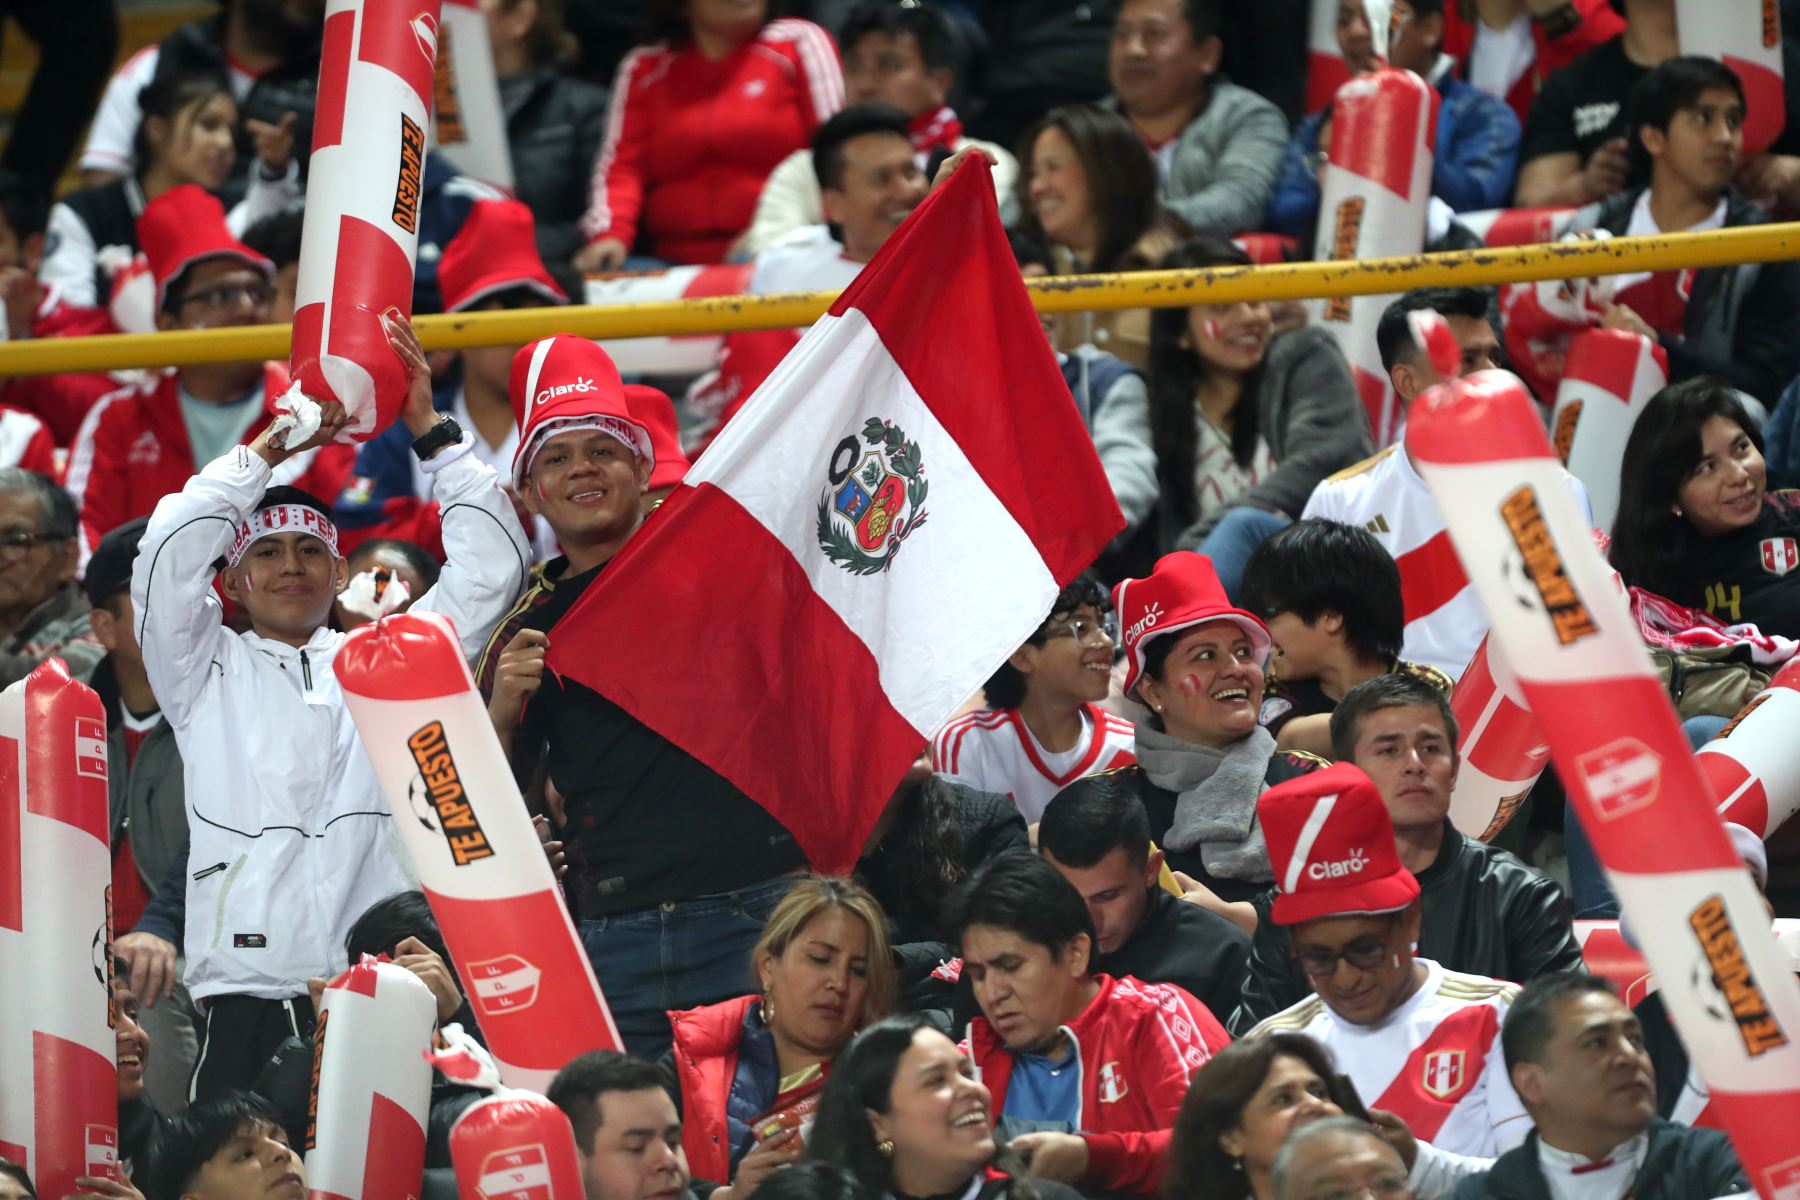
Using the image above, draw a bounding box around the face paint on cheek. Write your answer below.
[1177,673,1203,697]
[535,480,547,503]
[1201,319,1220,342]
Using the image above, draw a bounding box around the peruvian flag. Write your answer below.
[547,157,1124,873]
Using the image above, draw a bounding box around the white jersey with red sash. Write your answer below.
[932,703,1136,823]
[1247,958,1530,1158]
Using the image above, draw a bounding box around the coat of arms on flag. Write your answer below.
[1762,537,1798,577]
[818,418,929,575]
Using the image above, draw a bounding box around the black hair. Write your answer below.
[811,102,914,193]
[1038,772,1152,869]
[1402,0,1445,12]
[1168,0,1224,41]
[642,0,785,45]
[943,851,1096,966]
[982,571,1110,710]
[347,537,442,590]
[241,210,304,271]
[1007,227,1053,274]
[809,1014,1038,1200]
[840,1,955,72]
[1609,377,1763,598]
[0,169,47,242]
[546,1051,674,1154]
[1240,519,1404,667]
[1014,104,1161,275]
[0,1158,34,1200]
[749,1163,871,1200]
[1376,287,1491,374]
[132,72,234,175]
[1500,973,1620,1075]
[0,468,78,539]
[1328,673,1458,763]
[139,1091,287,1200]
[884,777,970,929]
[1148,237,1265,526]
[344,890,448,963]
[256,485,332,517]
[1626,55,1745,181]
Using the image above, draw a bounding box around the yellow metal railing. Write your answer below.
[3,222,1798,377]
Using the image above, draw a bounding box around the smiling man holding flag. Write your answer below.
[479,152,1125,1056]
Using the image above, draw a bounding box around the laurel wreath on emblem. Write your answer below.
[816,418,930,575]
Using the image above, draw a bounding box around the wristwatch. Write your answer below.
[411,414,463,461]
[1532,2,1581,38]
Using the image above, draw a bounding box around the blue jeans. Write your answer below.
[579,874,798,1057]
[1198,508,1293,603]
[1563,714,1729,919]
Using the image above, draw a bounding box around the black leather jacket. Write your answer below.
[1228,822,1584,1034]
[1449,1120,1748,1199]
[499,65,609,273]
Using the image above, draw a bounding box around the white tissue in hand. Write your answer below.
[339,567,412,621]
[270,382,323,448]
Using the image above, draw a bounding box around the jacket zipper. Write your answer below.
[300,649,312,690]
[192,861,228,881]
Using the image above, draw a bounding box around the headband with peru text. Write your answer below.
[228,503,340,566]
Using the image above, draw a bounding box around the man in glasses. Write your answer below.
[933,571,1135,824]
[0,466,102,688]
[1247,762,1531,1172]
[66,185,349,560]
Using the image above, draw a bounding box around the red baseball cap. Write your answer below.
[439,198,567,314]
[1111,552,1271,699]
[509,335,653,489]
[1260,762,1421,927]
[624,384,690,492]
[136,184,272,311]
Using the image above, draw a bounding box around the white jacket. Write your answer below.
[130,438,530,1002]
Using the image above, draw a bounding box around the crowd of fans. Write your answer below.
[0,0,1798,1198]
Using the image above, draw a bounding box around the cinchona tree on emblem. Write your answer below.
[817,417,931,575]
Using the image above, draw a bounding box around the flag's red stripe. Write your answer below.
[828,160,1123,583]
[563,483,924,874]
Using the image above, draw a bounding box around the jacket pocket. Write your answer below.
[206,854,249,949]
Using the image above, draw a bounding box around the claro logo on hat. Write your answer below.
[534,376,597,406]
[1309,847,1369,881]
[1123,601,1164,646]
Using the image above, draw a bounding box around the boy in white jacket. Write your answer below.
[130,317,530,1099]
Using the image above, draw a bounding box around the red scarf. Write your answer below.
[909,106,964,158]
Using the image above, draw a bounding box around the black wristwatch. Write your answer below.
[411,415,463,461]
[1532,2,1581,38]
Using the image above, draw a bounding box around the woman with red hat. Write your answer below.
[1111,551,1327,934]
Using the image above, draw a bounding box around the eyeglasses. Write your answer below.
[0,530,67,558]
[1042,615,1116,647]
[1292,931,1395,979]
[180,280,275,310]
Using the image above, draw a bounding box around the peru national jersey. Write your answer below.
[1247,958,1530,1158]
[932,703,1136,823]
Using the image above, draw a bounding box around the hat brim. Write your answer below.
[511,415,657,489]
[1270,870,1421,927]
[155,247,275,310]
[1124,611,1273,700]
[447,272,568,314]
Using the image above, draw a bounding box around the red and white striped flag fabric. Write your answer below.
[547,157,1125,873]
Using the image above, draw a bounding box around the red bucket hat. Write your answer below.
[1259,762,1421,927]
[136,184,272,311]
[509,335,654,489]
[1111,552,1271,699]
[624,384,690,492]
[439,198,567,314]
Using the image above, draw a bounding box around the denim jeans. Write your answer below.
[1197,508,1293,602]
[579,874,798,1057]
[1562,714,1730,919]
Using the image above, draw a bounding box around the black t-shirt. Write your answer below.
[1673,491,1800,639]
[511,560,804,915]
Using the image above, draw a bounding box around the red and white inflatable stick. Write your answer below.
[1305,0,1391,113]
[1309,68,1436,447]
[306,958,436,1200]
[1408,370,1800,1199]
[1453,206,1576,247]
[288,0,442,441]
[1576,918,1800,1009]
[1548,329,1669,533]
[335,611,622,1089]
[1699,660,1800,839]
[1448,635,1548,841]
[1677,0,1785,156]
[0,661,117,1198]
[450,1091,586,1200]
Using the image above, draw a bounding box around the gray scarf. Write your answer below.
[1134,723,1277,883]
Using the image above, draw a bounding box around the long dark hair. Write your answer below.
[887,777,969,929]
[1149,237,1267,527]
[1609,377,1764,598]
[1163,1034,1349,1200]
[132,73,234,175]
[643,0,783,44]
[809,1014,1039,1200]
[1014,104,1161,274]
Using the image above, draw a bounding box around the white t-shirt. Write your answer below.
[1302,445,1594,680]
[932,704,1137,824]
[1248,958,1531,1159]
[746,225,868,297]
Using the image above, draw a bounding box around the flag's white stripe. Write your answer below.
[686,310,1056,733]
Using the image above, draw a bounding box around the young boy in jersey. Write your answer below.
[932,573,1135,824]
[1240,519,1451,757]
[1247,762,1530,1191]
[131,317,530,1097]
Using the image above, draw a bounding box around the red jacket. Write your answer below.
[669,994,760,1187]
[65,363,354,557]
[581,20,842,264]
[0,403,55,474]
[1441,0,1626,123]
[965,974,1230,1198]
[5,295,123,447]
